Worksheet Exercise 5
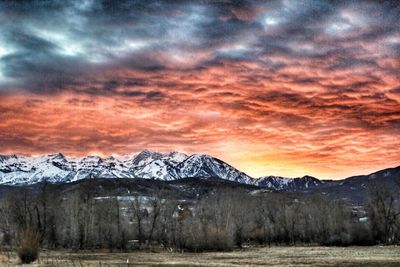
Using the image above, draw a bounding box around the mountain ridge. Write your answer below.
[0,151,399,192]
[0,151,254,186]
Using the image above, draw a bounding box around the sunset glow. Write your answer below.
[0,1,399,179]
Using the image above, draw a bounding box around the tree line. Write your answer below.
[0,180,399,253]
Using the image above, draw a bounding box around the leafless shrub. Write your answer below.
[17,227,39,264]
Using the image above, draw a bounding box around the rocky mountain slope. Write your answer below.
[0,150,254,186]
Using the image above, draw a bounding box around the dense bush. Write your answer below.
[183,226,234,252]
[17,228,39,264]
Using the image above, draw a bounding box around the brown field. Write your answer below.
[1,246,400,267]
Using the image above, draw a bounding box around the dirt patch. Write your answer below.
[1,246,400,267]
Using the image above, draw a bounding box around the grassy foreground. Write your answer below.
[1,246,400,267]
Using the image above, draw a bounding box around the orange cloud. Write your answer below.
[0,1,399,179]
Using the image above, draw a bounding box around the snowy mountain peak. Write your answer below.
[0,151,254,186]
[48,153,66,160]
[0,151,327,190]
[131,150,163,166]
[167,151,188,162]
[255,175,322,190]
[174,154,253,184]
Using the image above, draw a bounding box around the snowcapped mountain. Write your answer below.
[0,150,253,186]
[173,154,254,184]
[1,151,398,193]
[129,151,189,181]
[255,175,322,190]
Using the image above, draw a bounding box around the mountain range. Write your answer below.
[0,150,398,195]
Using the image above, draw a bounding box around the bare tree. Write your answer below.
[129,195,147,246]
[367,182,400,244]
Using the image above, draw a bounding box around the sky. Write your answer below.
[0,0,399,179]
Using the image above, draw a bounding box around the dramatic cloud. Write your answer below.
[0,0,399,179]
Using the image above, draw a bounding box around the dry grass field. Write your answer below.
[1,246,400,267]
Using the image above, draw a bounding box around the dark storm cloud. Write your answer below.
[1,0,399,94]
[390,87,400,94]
[4,30,58,53]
